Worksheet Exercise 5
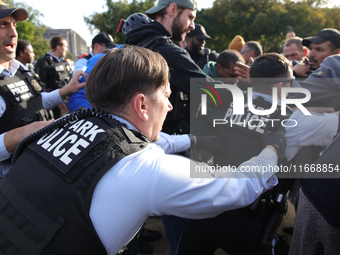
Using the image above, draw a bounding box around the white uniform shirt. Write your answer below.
[90,115,278,255]
[252,92,339,161]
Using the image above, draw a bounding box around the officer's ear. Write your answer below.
[131,93,149,121]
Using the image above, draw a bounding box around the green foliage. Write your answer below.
[16,21,35,41]
[193,0,340,53]
[84,0,155,44]
[31,26,50,59]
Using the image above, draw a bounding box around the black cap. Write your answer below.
[186,24,211,40]
[92,33,116,49]
[0,0,28,21]
[302,28,340,48]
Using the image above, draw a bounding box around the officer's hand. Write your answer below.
[59,70,86,99]
[4,120,54,153]
[293,62,310,78]
[193,135,225,151]
[262,125,286,161]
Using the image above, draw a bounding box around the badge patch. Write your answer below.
[31,79,42,92]
[55,65,65,72]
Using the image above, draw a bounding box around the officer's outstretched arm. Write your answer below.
[3,120,54,154]
[59,70,86,100]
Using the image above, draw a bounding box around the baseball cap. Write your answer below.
[0,0,28,21]
[186,23,211,40]
[145,0,196,15]
[92,33,116,49]
[302,28,340,48]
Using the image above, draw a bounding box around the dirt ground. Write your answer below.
[140,201,296,255]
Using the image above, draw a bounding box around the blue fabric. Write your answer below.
[67,53,106,112]
[161,215,186,255]
[67,88,91,111]
[67,45,124,112]
[86,53,105,75]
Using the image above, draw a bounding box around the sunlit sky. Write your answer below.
[20,0,338,46]
[21,0,215,46]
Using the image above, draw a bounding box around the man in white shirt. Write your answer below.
[0,46,284,255]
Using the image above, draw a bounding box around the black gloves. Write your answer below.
[262,125,286,161]
[191,135,225,151]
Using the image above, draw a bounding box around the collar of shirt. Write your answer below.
[252,91,282,105]
[47,52,63,63]
[109,114,139,132]
[0,59,21,77]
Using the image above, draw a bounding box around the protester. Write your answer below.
[283,37,307,62]
[228,35,245,52]
[203,49,244,81]
[73,32,116,75]
[241,41,263,65]
[293,28,340,78]
[184,23,219,69]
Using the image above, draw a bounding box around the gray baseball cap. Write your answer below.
[145,0,196,15]
[0,0,28,21]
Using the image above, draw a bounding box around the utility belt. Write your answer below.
[248,178,295,246]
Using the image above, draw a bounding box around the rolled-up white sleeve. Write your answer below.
[41,90,64,110]
[154,132,190,154]
[285,111,338,161]
[0,133,10,162]
[150,147,278,219]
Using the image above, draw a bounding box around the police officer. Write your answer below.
[185,23,219,69]
[35,36,73,118]
[0,1,86,177]
[0,46,285,255]
[177,53,339,255]
[35,36,72,91]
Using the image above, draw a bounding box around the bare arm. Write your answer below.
[3,120,54,153]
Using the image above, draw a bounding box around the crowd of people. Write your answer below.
[0,0,340,254]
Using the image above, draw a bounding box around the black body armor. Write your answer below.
[0,110,150,255]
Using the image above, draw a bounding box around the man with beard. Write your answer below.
[125,1,219,253]
[125,0,215,136]
[293,28,340,78]
[184,23,219,69]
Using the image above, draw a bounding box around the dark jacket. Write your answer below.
[35,53,72,91]
[186,48,219,70]
[125,21,215,134]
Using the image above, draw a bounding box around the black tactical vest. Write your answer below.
[0,110,150,255]
[42,54,72,91]
[0,70,51,134]
[214,94,292,168]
